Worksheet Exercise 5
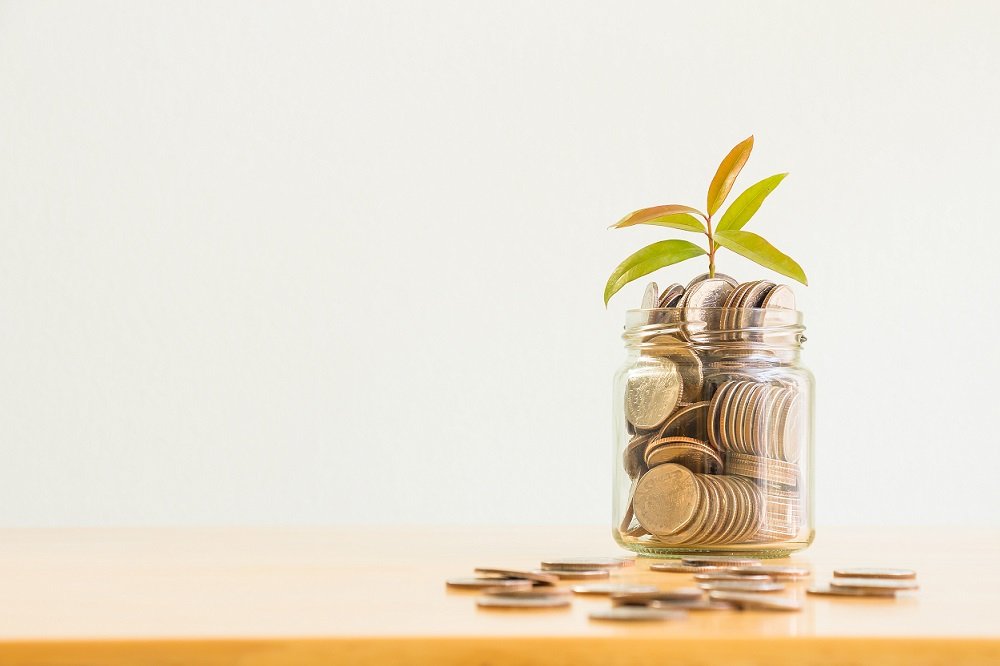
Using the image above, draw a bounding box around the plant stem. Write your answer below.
[705,215,716,278]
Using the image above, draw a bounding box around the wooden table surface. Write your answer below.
[0,526,997,665]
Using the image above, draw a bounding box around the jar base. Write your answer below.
[612,528,815,560]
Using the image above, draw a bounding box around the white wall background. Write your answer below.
[1,0,997,527]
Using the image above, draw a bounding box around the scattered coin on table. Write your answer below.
[571,583,658,596]
[610,588,704,606]
[446,577,534,590]
[589,607,687,622]
[535,569,610,580]
[830,578,919,592]
[477,596,571,609]
[806,584,897,598]
[707,591,803,611]
[473,568,558,585]
[540,557,634,571]
[833,567,916,580]
[698,580,785,593]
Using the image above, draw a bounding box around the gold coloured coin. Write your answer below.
[649,562,721,573]
[806,584,896,598]
[655,401,710,441]
[832,568,917,580]
[481,587,572,598]
[686,273,738,290]
[645,437,723,474]
[645,336,704,403]
[681,556,762,567]
[623,434,650,480]
[633,464,700,536]
[648,599,737,611]
[540,557,634,571]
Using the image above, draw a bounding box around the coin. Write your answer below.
[649,562,721,574]
[830,578,919,591]
[481,587,572,598]
[633,464,700,536]
[648,599,737,611]
[806,584,896,598]
[589,607,687,622]
[686,273,738,290]
[727,565,810,579]
[833,568,917,580]
[646,336,704,402]
[707,591,803,611]
[571,583,658,595]
[477,596,571,609]
[535,569,610,580]
[473,568,558,585]
[657,283,686,309]
[540,557,634,571]
[641,281,660,323]
[724,451,800,487]
[761,283,796,310]
[693,573,772,582]
[681,556,762,567]
[624,358,683,430]
[446,577,534,590]
[610,588,703,605]
[623,434,651,479]
[645,436,723,474]
[655,401,710,441]
[698,580,785,593]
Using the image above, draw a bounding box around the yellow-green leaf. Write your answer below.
[714,230,808,285]
[604,240,707,305]
[611,204,706,229]
[716,173,787,232]
[639,213,706,233]
[707,135,754,216]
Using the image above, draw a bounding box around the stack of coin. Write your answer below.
[620,276,806,547]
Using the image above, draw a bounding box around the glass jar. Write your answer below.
[612,304,814,557]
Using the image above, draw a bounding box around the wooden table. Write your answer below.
[0,527,997,665]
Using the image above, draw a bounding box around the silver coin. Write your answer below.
[761,283,796,310]
[708,591,803,611]
[481,587,572,598]
[686,273,738,290]
[535,569,610,580]
[624,358,682,430]
[477,596,571,609]
[648,599,737,611]
[698,580,785,593]
[610,588,704,605]
[541,557,634,571]
[807,584,896,598]
[589,607,687,622]
[727,565,810,579]
[446,577,533,590]
[473,568,558,585]
[681,556,762,568]
[830,578,919,591]
[571,583,658,595]
[649,562,721,574]
[693,573,772,582]
[833,567,916,580]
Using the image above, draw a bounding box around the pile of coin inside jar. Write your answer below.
[446,556,919,619]
[619,274,806,548]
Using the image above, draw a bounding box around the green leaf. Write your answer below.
[611,204,706,230]
[707,135,753,216]
[639,213,706,233]
[604,240,707,305]
[716,173,788,232]
[714,230,808,285]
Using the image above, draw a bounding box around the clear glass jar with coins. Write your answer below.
[613,275,814,557]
